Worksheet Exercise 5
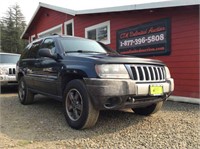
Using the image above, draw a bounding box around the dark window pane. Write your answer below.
[87,29,96,40]
[97,26,107,42]
[66,23,72,35]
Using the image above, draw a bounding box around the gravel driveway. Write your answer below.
[0,90,199,149]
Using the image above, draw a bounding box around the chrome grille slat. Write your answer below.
[152,67,156,81]
[135,66,140,81]
[160,67,163,80]
[141,66,146,81]
[161,67,165,79]
[156,67,160,80]
[129,65,165,82]
[146,67,151,80]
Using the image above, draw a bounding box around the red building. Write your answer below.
[21,1,200,102]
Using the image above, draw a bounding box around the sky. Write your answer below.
[0,0,170,24]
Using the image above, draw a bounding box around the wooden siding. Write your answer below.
[74,6,199,98]
[28,5,199,98]
[28,8,73,37]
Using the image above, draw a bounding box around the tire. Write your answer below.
[63,79,99,129]
[18,77,34,105]
[132,101,163,116]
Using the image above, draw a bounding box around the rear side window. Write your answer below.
[21,40,42,59]
[20,44,32,59]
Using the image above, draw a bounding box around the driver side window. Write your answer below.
[41,38,56,55]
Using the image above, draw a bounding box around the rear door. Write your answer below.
[21,40,43,90]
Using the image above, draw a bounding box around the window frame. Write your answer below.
[64,19,74,36]
[28,40,43,58]
[30,34,36,42]
[40,38,57,55]
[85,21,111,45]
[37,24,62,38]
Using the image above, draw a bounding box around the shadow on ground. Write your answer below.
[1,86,18,94]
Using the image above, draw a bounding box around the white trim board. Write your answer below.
[37,24,62,37]
[168,95,200,104]
[64,19,74,36]
[30,34,36,42]
[85,20,111,44]
[77,0,200,14]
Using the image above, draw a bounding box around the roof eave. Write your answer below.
[20,4,40,39]
[77,0,200,15]
[21,2,77,39]
[39,2,76,16]
[21,0,200,39]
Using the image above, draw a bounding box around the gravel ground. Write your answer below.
[0,89,199,149]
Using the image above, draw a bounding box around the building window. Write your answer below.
[64,19,74,36]
[85,21,110,44]
[38,24,62,38]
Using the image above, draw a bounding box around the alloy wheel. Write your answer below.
[65,89,83,121]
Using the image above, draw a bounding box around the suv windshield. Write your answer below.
[60,38,110,54]
[0,54,20,63]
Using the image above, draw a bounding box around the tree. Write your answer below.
[0,3,28,54]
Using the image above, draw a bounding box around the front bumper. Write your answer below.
[84,78,174,110]
[0,75,18,86]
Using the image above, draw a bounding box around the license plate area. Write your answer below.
[149,85,163,96]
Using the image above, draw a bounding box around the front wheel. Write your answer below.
[63,79,99,129]
[132,101,163,116]
[18,77,34,105]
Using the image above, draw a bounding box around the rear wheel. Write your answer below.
[18,77,34,105]
[132,101,163,116]
[64,79,99,129]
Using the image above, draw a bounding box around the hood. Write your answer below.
[64,53,164,65]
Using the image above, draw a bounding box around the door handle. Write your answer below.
[35,62,41,67]
[35,59,42,67]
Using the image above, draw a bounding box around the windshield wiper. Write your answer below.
[65,50,84,53]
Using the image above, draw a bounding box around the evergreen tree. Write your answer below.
[0,3,28,54]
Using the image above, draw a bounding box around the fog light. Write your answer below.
[127,97,135,103]
[104,97,122,109]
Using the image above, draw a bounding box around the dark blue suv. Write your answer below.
[17,35,174,129]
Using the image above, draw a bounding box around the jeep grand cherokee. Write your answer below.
[16,35,174,129]
[0,52,20,86]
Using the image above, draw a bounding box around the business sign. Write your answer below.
[116,18,171,56]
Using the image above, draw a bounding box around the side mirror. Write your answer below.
[38,48,58,60]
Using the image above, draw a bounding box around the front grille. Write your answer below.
[129,65,165,82]
[9,68,16,75]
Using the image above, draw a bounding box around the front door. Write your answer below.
[35,38,59,95]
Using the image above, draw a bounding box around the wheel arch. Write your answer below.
[61,72,88,96]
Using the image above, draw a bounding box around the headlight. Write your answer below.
[164,66,171,79]
[95,64,130,78]
[0,67,8,75]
